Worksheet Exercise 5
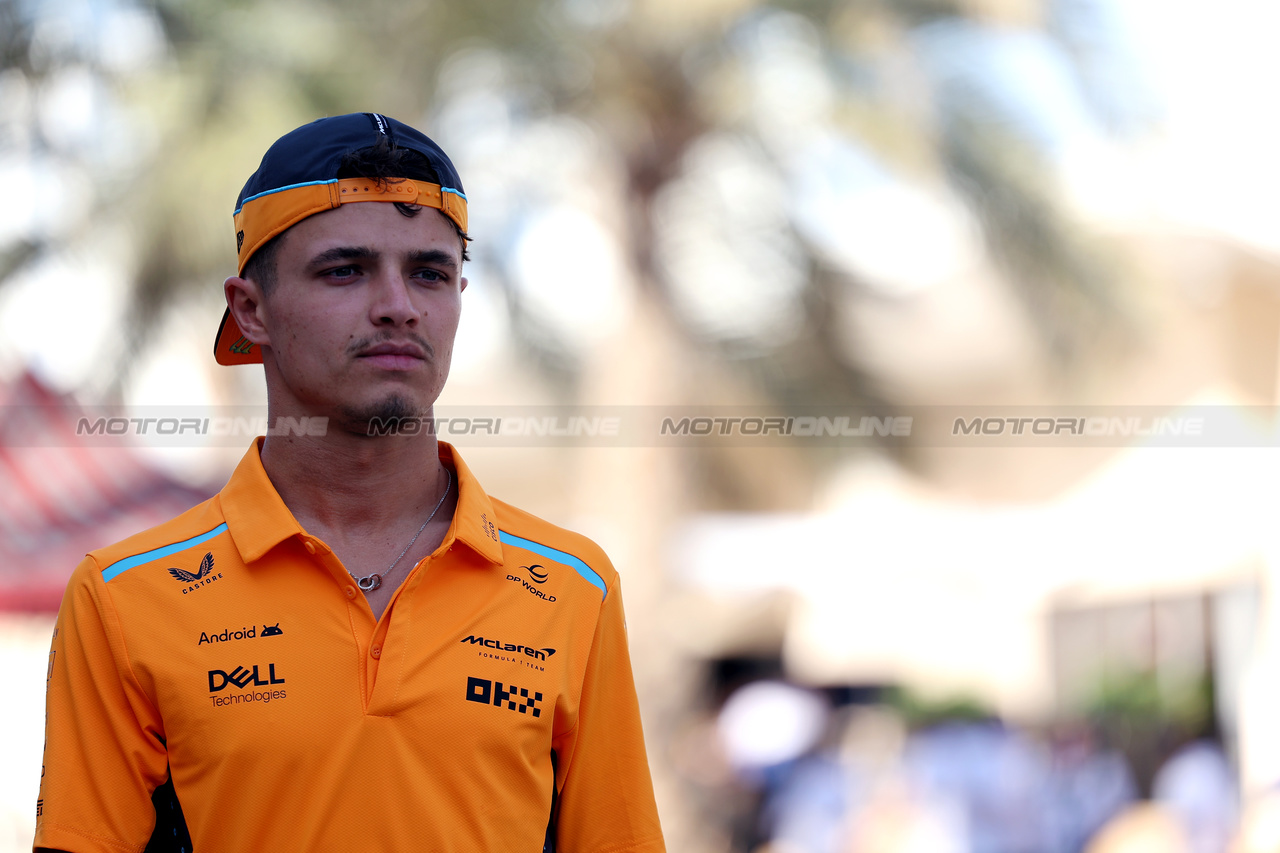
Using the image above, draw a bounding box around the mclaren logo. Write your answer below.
[460,635,555,661]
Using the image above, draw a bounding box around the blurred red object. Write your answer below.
[0,371,214,612]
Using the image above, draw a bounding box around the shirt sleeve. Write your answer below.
[552,574,665,853]
[34,556,169,853]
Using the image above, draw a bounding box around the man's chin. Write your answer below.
[338,397,428,437]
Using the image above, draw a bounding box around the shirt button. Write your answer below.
[370,645,382,659]
[345,586,357,599]
[304,541,316,555]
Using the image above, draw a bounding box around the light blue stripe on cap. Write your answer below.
[234,179,339,214]
[237,181,467,214]
[498,531,606,599]
[101,524,229,583]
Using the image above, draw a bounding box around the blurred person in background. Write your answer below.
[1152,739,1239,853]
[33,113,664,853]
[1044,721,1140,853]
[764,705,909,853]
[744,693,1145,853]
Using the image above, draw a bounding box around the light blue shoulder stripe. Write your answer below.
[101,524,229,583]
[498,531,607,600]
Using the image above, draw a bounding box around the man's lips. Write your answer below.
[356,342,428,368]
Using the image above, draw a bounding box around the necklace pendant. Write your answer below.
[356,573,382,592]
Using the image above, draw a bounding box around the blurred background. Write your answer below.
[4,0,1280,850]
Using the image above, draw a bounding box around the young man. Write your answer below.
[35,113,665,853]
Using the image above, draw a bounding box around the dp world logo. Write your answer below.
[523,564,548,584]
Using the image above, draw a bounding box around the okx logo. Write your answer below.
[208,664,285,692]
[466,676,542,718]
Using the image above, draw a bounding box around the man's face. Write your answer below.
[251,201,467,430]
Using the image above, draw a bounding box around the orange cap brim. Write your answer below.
[214,308,261,366]
[217,176,469,366]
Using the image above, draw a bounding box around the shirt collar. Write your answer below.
[218,438,504,566]
[218,439,302,563]
[437,441,504,564]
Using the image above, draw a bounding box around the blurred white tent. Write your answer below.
[669,391,1280,790]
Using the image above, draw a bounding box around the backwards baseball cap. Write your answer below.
[215,112,468,365]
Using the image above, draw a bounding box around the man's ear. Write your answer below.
[224,276,271,347]
[460,276,468,294]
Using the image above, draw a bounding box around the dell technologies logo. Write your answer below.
[206,663,287,707]
[206,666,289,701]
[208,663,285,692]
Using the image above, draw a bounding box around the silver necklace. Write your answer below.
[350,469,452,592]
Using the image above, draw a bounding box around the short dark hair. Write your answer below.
[242,136,471,293]
[242,232,282,293]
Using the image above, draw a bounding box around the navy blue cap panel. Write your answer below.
[234,113,465,212]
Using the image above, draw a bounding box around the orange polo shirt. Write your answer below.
[35,440,664,853]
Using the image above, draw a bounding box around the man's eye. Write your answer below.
[415,269,445,282]
[327,266,358,278]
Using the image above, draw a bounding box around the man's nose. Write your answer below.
[370,269,421,325]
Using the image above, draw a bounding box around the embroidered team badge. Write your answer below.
[169,552,214,584]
